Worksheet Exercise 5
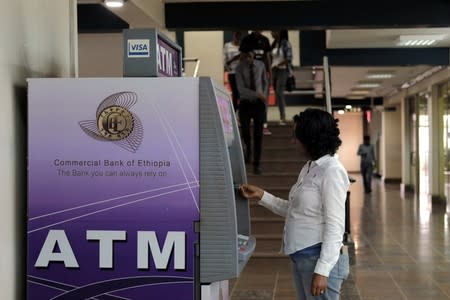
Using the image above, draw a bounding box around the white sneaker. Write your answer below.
[263,128,272,135]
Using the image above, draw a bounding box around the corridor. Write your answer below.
[230,175,450,300]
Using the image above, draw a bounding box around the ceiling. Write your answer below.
[77,0,450,104]
[327,28,450,49]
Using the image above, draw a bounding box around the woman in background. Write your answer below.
[270,30,292,125]
[223,30,242,111]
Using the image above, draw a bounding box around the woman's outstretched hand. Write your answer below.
[239,184,264,201]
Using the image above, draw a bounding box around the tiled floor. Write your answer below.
[229,174,450,300]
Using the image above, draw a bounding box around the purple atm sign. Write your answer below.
[157,35,181,77]
[27,78,199,300]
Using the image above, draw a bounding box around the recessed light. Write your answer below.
[346,95,365,100]
[366,72,395,79]
[356,82,381,88]
[397,34,446,47]
[350,90,370,95]
[104,0,124,8]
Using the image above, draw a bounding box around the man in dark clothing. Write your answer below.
[240,31,272,72]
[235,49,268,175]
[357,135,376,193]
[239,31,272,135]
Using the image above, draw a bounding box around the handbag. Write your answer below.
[285,74,296,92]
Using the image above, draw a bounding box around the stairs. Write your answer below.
[245,122,307,258]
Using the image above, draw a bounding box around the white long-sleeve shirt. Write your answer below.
[258,154,350,277]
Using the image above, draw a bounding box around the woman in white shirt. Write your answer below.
[270,30,292,125]
[240,108,350,300]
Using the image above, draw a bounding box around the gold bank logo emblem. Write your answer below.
[79,92,143,153]
[98,106,133,140]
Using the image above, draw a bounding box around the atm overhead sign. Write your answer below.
[128,39,150,58]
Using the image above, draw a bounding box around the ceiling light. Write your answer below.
[366,72,395,79]
[104,0,124,8]
[400,66,443,90]
[350,90,370,95]
[345,105,352,110]
[347,96,365,100]
[337,110,345,115]
[397,34,446,47]
[356,82,381,88]
[401,82,410,89]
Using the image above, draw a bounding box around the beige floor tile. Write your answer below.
[430,272,450,284]
[234,275,277,290]
[357,287,405,298]
[438,284,450,296]
[401,287,449,299]
[230,289,272,300]
[274,289,297,297]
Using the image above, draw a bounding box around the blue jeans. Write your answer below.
[272,67,288,121]
[290,250,349,300]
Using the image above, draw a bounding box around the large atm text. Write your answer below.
[34,230,186,270]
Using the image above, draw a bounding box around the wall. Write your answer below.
[79,33,124,77]
[381,106,402,180]
[334,111,363,172]
[386,67,450,195]
[0,1,75,298]
[184,31,224,83]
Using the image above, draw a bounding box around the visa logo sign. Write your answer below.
[128,39,150,58]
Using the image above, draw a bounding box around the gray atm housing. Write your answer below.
[199,77,254,283]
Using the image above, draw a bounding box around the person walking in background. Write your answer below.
[240,108,350,299]
[235,49,268,175]
[270,30,292,125]
[357,135,376,193]
[223,31,242,111]
[239,30,272,135]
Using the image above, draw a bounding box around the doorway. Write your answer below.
[438,82,450,210]
[407,92,430,195]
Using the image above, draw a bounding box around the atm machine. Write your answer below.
[26,29,255,300]
[198,78,256,299]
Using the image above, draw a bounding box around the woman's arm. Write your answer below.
[240,184,289,217]
[280,40,293,69]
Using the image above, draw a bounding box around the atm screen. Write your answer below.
[215,90,235,147]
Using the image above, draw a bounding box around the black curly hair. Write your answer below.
[293,108,342,160]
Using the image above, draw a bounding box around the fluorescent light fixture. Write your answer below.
[401,82,410,89]
[104,0,124,7]
[400,66,442,90]
[345,105,352,110]
[366,72,395,79]
[350,90,370,95]
[337,110,345,115]
[347,96,365,100]
[356,82,381,88]
[397,34,446,47]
